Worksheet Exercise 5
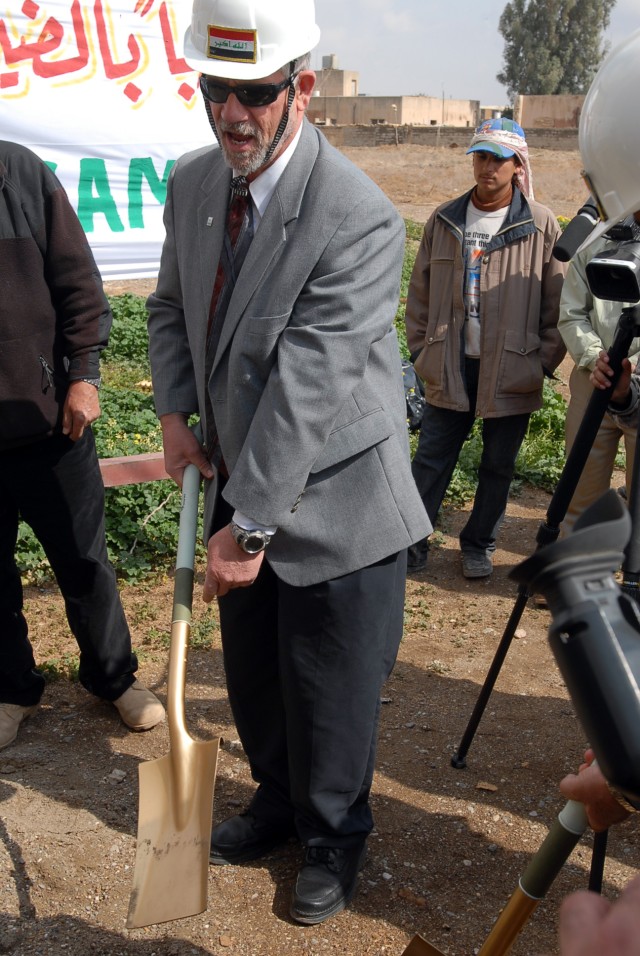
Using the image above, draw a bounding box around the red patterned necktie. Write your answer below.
[207,176,251,341]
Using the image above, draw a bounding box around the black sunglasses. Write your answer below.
[199,73,295,108]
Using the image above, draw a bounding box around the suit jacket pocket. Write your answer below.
[310,407,393,474]
[243,311,291,337]
[232,312,291,371]
[496,329,543,396]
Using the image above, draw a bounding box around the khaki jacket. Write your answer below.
[406,187,567,418]
[558,230,640,372]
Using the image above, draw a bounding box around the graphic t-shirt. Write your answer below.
[463,203,508,356]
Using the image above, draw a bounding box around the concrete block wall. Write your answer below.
[317,125,579,151]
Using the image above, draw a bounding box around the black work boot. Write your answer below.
[290,843,367,924]
[210,811,296,865]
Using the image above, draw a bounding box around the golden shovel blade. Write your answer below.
[126,610,221,928]
[402,936,447,956]
[126,728,219,928]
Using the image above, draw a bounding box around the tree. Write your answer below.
[497,0,616,100]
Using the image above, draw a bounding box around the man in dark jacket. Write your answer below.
[0,140,165,749]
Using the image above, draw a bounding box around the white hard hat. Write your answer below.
[184,0,320,79]
[578,28,640,250]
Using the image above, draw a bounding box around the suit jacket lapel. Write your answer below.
[198,159,231,330]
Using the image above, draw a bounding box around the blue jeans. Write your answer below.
[411,359,530,555]
[0,430,138,706]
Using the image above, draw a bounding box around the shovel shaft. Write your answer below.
[477,887,539,956]
[176,463,201,577]
[477,800,587,956]
[401,801,588,956]
[167,464,202,821]
[173,566,195,623]
[167,463,200,746]
[167,619,199,828]
[520,800,587,899]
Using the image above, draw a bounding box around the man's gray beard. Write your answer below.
[218,113,293,176]
[218,121,269,176]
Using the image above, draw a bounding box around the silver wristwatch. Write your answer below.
[77,377,102,389]
[230,523,272,554]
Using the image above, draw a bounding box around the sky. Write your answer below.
[312,0,639,105]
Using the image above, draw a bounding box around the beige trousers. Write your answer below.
[561,365,637,536]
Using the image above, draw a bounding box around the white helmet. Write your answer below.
[184,0,320,79]
[579,29,640,249]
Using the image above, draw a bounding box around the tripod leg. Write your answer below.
[620,396,640,600]
[451,312,640,769]
[588,829,608,894]
[452,590,529,768]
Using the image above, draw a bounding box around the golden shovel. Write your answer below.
[402,799,588,956]
[127,462,220,928]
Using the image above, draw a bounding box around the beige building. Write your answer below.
[315,54,360,97]
[312,54,585,131]
[479,105,507,121]
[308,92,479,128]
[514,94,585,129]
[311,54,479,128]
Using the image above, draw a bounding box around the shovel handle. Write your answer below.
[173,462,201,623]
[519,799,587,899]
[167,462,201,750]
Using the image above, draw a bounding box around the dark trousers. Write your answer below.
[214,499,406,847]
[411,358,530,555]
[0,430,137,705]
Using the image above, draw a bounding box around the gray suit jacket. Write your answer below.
[148,120,430,586]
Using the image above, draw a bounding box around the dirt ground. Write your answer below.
[3,145,637,956]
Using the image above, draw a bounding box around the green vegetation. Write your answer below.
[16,219,569,584]
[38,654,80,684]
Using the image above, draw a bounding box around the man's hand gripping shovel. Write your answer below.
[127,460,220,928]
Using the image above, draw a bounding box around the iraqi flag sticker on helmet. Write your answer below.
[207,24,257,63]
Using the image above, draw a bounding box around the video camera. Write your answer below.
[553,203,640,303]
[586,225,640,302]
[510,490,640,806]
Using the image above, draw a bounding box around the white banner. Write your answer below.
[0,0,213,278]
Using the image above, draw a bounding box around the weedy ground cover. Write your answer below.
[17,225,568,583]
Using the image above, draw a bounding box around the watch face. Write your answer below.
[231,524,269,553]
[243,532,266,553]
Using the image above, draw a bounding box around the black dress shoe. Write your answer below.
[290,843,367,924]
[209,811,296,865]
[407,539,429,572]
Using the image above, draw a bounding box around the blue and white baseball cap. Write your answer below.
[466,118,527,159]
